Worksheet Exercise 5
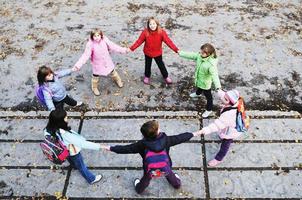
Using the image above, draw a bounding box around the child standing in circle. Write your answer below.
[200,89,241,167]
[73,29,129,96]
[37,66,82,111]
[178,43,221,118]
[100,120,201,194]
[45,109,103,184]
[130,17,179,85]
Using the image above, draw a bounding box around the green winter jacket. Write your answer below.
[179,51,221,90]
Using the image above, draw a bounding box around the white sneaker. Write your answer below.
[202,110,212,118]
[76,101,83,106]
[134,178,140,187]
[90,174,102,184]
[189,92,202,98]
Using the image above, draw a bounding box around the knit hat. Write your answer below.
[225,90,240,104]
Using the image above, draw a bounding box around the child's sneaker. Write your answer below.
[202,110,212,118]
[134,178,140,187]
[76,101,83,107]
[143,77,150,85]
[208,159,222,167]
[90,174,103,184]
[165,77,172,84]
[189,92,202,98]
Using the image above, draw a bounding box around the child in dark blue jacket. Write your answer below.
[101,120,200,194]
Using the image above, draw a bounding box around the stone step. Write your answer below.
[208,170,302,198]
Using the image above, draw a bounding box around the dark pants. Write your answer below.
[145,55,168,78]
[215,139,233,161]
[135,168,181,194]
[68,153,95,184]
[196,88,213,111]
[54,95,77,110]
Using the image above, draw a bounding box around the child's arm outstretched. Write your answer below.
[166,132,194,147]
[105,141,143,154]
[209,60,221,90]
[73,41,92,71]
[200,113,230,135]
[55,68,73,79]
[162,30,179,53]
[104,36,128,54]
[178,51,199,61]
[129,30,146,52]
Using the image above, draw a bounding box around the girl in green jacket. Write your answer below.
[178,43,221,118]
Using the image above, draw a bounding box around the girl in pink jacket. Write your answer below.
[200,89,241,167]
[73,29,129,96]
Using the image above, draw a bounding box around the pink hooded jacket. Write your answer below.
[75,36,127,76]
[202,90,241,139]
[202,105,241,139]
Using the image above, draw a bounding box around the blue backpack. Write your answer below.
[35,85,52,107]
[144,149,171,178]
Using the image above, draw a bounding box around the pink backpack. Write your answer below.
[40,135,69,165]
[144,149,170,178]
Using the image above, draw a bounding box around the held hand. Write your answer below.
[72,66,80,72]
[192,130,202,137]
[100,144,110,151]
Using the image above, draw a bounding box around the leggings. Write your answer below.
[196,88,213,111]
[145,55,168,78]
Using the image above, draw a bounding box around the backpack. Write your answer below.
[40,134,69,165]
[35,85,52,107]
[144,149,171,178]
[221,97,250,133]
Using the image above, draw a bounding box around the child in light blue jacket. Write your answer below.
[45,109,102,184]
[37,66,82,111]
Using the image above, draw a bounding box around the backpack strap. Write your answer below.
[41,85,53,97]
[221,106,237,114]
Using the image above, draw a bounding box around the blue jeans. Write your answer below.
[68,152,95,183]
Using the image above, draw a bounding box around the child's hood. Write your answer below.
[142,132,167,152]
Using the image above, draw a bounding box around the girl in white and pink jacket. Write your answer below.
[200,89,241,167]
[73,29,130,96]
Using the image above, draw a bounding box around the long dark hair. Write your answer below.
[46,109,71,138]
[37,65,53,86]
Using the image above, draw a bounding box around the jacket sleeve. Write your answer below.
[64,130,101,151]
[55,69,72,78]
[202,111,231,135]
[130,30,146,51]
[110,141,143,154]
[208,59,221,89]
[104,36,127,54]
[74,41,92,69]
[166,132,194,147]
[42,89,55,111]
[179,51,199,61]
[162,30,179,53]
